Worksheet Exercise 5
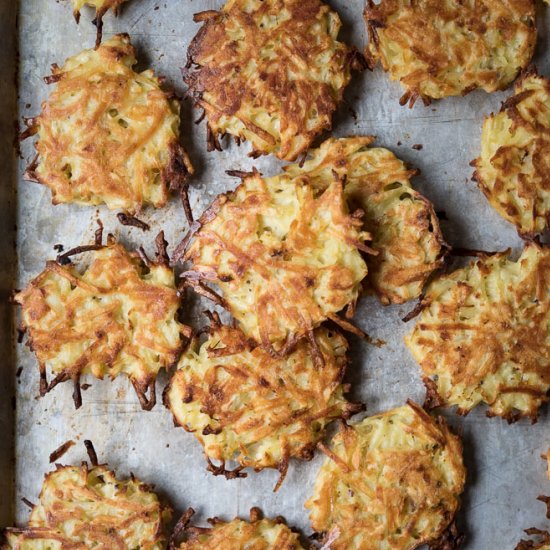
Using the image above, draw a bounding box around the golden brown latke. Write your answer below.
[3,451,171,549]
[365,0,537,106]
[305,401,466,550]
[23,34,193,213]
[172,507,304,549]
[165,315,363,486]
[15,232,190,410]
[284,136,447,304]
[181,167,369,350]
[184,0,360,161]
[472,69,550,237]
[71,1,130,47]
[405,243,550,422]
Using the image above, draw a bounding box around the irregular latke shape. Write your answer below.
[305,401,465,550]
[365,0,536,106]
[165,321,363,483]
[175,507,304,549]
[184,0,358,161]
[4,463,171,549]
[184,170,369,348]
[405,243,550,422]
[15,237,189,410]
[472,71,550,237]
[23,34,192,213]
[284,136,447,304]
[71,1,130,47]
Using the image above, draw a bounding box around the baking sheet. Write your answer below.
[9,0,550,547]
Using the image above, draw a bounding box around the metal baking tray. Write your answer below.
[4,0,550,547]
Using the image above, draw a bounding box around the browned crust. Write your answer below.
[21,35,193,214]
[309,401,465,550]
[15,232,190,410]
[471,67,550,237]
[165,320,364,488]
[3,452,171,547]
[184,0,357,161]
[171,507,303,549]
[364,0,537,104]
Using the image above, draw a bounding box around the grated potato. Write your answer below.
[184,0,359,161]
[305,401,465,550]
[284,136,447,304]
[365,0,536,106]
[4,463,171,549]
[165,321,362,482]
[473,70,550,237]
[23,34,192,213]
[405,243,550,422]
[184,168,369,348]
[15,237,189,410]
